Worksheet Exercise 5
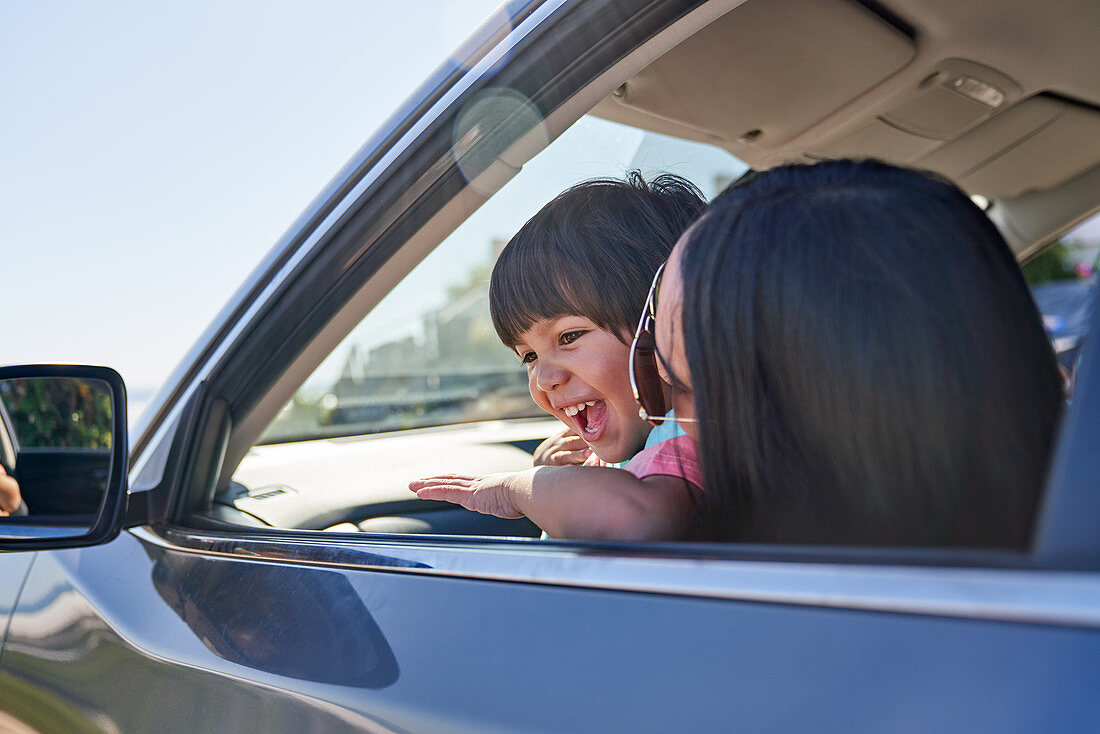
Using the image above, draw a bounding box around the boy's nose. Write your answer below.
[534,360,568,392]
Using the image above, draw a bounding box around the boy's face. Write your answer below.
[514,315,651,463]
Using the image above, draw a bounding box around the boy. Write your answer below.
[411,173,703,540]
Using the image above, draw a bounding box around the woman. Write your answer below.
[649,159,1063,547]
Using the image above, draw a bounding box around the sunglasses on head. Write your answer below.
[629,262,697,426]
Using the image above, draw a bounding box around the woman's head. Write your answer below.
[663,159,1062,547]
[490,173,706,462]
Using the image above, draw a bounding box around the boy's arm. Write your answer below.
[410,465,696,541]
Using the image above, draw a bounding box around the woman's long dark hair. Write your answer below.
[680,159,1063,548]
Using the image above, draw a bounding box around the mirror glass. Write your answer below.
[0,377,114,539]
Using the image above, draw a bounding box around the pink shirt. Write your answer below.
[622,436,702,490]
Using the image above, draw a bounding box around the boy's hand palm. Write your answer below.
[409,473,524,519]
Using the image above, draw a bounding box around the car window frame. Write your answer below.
[125,0,1100,585]
[128,0,717,521]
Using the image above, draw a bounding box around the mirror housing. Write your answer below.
[0,365,128,551]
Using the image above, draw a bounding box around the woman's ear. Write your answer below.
[656,356,672,385]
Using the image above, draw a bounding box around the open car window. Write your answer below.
[222,122,1100,539]
[175,0,1100,555]
[225,115,747,532]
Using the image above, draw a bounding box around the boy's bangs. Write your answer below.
[490,246,611,348]
[489,172,708,350]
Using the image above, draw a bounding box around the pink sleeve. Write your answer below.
[622,436,703,490]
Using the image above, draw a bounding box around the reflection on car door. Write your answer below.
[0,554,35,650]
[4,528,1100,733]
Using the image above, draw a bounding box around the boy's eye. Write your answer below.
[520,351,537,364]
[560,330,585,346]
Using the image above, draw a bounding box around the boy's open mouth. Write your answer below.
[565,400,607,441]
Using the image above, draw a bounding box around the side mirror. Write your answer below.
[0,365,127,551]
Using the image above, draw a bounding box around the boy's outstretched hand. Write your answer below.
[532,429,590,466]
[413,464,696,541]
[410,473,525,519]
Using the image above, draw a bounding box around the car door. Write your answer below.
[6,521,1100,733]
[3,0,1100,732]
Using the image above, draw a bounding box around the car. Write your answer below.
[2,0,1100,731]
[1034,276,1097,369]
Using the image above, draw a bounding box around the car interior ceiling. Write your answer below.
[591,0,1100,256]
[202,0,1100,537]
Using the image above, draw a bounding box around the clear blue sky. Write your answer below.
[1,1,500,393]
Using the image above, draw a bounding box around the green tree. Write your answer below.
[0,378,112,449]
[1022,239,1078,285]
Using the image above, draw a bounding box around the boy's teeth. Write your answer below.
[585,401,596,406]
[563,402,592,417]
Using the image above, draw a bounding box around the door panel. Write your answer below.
[1,530,1098,733]
[0,554,35,649]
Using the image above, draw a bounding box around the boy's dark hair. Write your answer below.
[490,172,706,347]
